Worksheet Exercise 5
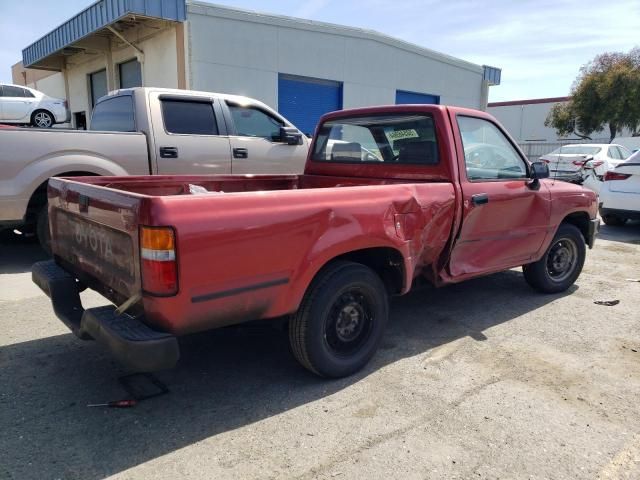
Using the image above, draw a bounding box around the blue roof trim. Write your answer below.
[23,0,186,67]
[483,65,501,86]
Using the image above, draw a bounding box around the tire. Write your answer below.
[31,110,54,128]
[36,206,52,255]
[289,261,389,378]
[523,223,586,293]
[601,214,627,226]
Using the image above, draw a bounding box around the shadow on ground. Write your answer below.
[598,221,640,245]
[0,268,575,480]
[0,230,48,274]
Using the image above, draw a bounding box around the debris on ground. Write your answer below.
[594,300,620,306]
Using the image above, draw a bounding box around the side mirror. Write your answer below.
[530,161,550,179]
[528,161,549,190]
[279,126,303,145]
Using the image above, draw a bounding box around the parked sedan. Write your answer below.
[540,144,631,182]
[0,83,69,128]
[598,151,640,226]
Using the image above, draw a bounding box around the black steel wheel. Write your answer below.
[523,223,586,293]
[289,261,388,378]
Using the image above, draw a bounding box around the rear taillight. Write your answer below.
[603,171,631,181]
[541,159,550,164]
[140,226,178,296]
[572,160,585,166]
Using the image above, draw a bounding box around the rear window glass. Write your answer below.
[90,96,135,132]
[161,99,218,135]
[1,85,32,97]
[312,114,439,165]
[549,146,601,155]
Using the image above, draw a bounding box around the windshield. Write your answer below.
[549,146,601,155]
[312,114,439,165]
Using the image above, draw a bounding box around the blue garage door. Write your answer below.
[396,90,440,105]
[278,74,343,136]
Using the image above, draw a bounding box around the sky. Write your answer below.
[1,0,639,102]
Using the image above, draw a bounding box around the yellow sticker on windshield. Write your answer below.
[387,129,419,140]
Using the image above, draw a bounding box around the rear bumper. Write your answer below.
[32,260,179,372]
[599,206,640,221]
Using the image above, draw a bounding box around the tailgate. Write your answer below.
[48,177,144,305]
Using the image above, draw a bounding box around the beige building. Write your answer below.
[15,0,500,132]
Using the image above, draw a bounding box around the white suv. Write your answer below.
[0,84,69,128]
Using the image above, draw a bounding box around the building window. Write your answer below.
[89,69,108,107]
[118,59,142,89]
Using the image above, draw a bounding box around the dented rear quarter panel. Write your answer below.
[142,182,456,334]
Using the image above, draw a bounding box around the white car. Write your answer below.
[598,150,640,226]
[0,83,69,128]
[540,143,632,182]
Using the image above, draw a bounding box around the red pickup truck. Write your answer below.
[33,105,599,378]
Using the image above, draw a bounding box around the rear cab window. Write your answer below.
[90,95,136,132]
[312,114,439,165]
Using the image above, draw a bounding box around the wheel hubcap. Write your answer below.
[325,291,373,356]
[546,237,578,282]
[35,113,52,127]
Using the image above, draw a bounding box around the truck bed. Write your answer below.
[47,174,457,335]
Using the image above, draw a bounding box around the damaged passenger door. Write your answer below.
[448,112,551,278]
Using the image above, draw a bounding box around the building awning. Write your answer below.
[22,0,186,70]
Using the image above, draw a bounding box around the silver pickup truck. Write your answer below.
[0,87,309,249]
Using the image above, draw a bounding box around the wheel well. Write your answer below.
[331,247,405,295]
[31,109,53,120]
[561,212,590,244]
[25,171,97,223]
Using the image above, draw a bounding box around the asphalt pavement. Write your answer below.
[1,224,639,479]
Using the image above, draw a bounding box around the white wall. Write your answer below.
[27,72,66,100]
[489,101,634,143]
[488,102,568,142]
[187,6,484,110]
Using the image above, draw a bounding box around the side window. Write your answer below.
[457,116,528,180]
[161,99,218,135]
[2,86,29,97]
[227,103,284,141]
[90,96,136,132]
[608,146,620,159]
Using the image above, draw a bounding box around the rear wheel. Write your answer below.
[31,110,54,128]
[523,223,586,293]
[289,261,388,378]
[601,214,627,226]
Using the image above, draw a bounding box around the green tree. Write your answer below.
[546,47,640,142]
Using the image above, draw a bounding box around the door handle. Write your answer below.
[233,148,248,159]
[159,146,178,158]
[471,193,489,205]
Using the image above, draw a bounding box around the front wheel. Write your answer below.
[523,223,586,293]
[289,261,388,378]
